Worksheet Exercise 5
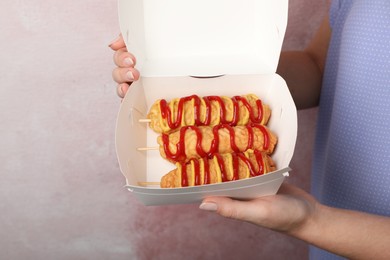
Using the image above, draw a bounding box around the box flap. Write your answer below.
[118,0,288,77]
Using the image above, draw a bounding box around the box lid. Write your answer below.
[118,0,288,77]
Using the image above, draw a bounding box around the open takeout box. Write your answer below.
[115,0,297,206]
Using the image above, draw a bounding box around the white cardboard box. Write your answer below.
[115,0,297,206]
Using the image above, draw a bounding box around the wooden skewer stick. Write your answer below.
[137,147,159,151]
[137,181,161,187]
[138,119,151,123]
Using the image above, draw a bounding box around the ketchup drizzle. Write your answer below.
[162,124,270,163]
[232,154,240,181]
[159,95,264,131]
[203,158,210,185]
[179,150,266,186]
[215,154,228,182]
[237,150,265,177]
[180,157,211,186]
[193,159,201,186]
[232,96,263,123]
[181,163,189,187]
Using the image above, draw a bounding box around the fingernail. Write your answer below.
[117,85,124,97]
[120,85,127,96]
[199,202,218,212]
[126,71,134,80]
[124,57,134,66]
[108,35,121,47]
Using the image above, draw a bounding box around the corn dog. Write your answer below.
[157,123,277,163]
[160,149,276,188]
[147,94,271,133]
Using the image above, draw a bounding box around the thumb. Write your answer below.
[199,197,269,223]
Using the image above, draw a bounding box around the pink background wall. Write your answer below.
[0,0,328,259]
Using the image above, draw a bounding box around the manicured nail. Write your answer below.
[120,85,128,97]
[126,71,134,80]
[124,57,134,66]
[117,85,124,97]
[108,35,121,47]
[199,202,218,212]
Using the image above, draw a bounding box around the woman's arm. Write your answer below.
[277,15,331,109]
[296,202,390,260]
[200,183,390,260]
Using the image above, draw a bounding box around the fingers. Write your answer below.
[109,34,140,98]
[113,47,137,68]
[109,34,126,51]
[112,66,140,84]
[112,67,139,98]
[199,196,293,232]
[199,184,318,233]
[116,83,130,99]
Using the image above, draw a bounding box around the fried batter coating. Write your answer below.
[160,150,276,188]
[147,94,271,133]
[157,124,277,163]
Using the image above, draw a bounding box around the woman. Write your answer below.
[110,1,390,258]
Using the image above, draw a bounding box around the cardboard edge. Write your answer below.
[126,167,290,194]
[127,168,290,206]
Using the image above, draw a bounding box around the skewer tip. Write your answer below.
[137,147,159,151]
[137,181,161,187]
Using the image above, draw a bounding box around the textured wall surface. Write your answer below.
[0,0,328,259]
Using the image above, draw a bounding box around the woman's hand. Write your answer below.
[199,183,318,235]
[200,183,390,260]
[109,35,140,98]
